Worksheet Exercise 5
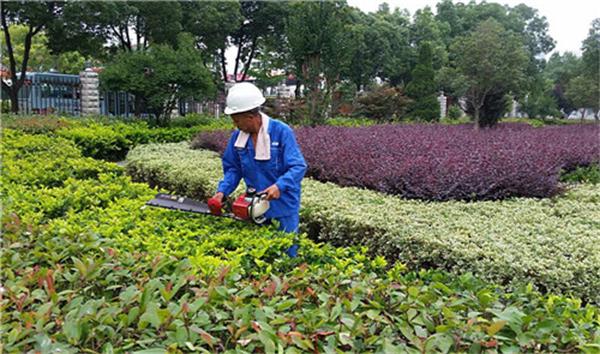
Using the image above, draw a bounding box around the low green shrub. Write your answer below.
[446,105,464,120]
[561,164,600,184]
[167,113,233,129]
[326,117,378,127]
[1,130,122,187]
[2,115,74,133]
[125,143,600,303]
[4,115,232,161]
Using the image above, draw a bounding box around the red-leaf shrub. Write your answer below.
[191,123,599,200]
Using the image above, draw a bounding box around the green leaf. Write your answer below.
[276,298,297,312]
[139,302,162,329]
[63,317,81,342]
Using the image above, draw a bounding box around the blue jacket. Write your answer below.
[216,118,307,219]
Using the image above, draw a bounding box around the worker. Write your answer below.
[209,82,307,257]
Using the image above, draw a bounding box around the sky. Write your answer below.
[346,0,598,56]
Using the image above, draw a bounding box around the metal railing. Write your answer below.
[14,78,82,116]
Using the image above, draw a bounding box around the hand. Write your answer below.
[211,192,224,203]
[260,184,280,201]
[208,192,224,215]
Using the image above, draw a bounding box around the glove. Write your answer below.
[207,197,222,216]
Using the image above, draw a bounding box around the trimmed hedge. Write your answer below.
[126,142,600,304]
[4,115,233,161]
[3,131,600,353]
[192,123,600,201]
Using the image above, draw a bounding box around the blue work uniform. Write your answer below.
[216,118,307,233]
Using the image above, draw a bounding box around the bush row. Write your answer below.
[126,142,600,304]
[192,123,600,201]
[5,131,599,352]
[3,114,233,161]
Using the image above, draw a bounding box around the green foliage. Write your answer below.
[405,42,440,122]
[518,76,561,118]
[566,75,600,117]
[2,115,73,133]
[326,117,378,127]
[353,85,412,122]
[561,164,600,184]
[447,18,529,128]
[1,24,51,71]
[2,131,599,352]
[128,142,600,304]
[166,114,232,129]
[286,1,352,125]
[446,105,463,120]
[100,33,215,126]
[4,115,232,161]
[1,131,122,188]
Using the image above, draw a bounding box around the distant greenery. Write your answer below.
[561,164,600,184]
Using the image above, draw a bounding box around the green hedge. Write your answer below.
[4,115,233,161]
[3,131,600,352]
[54,121,233,161]
[125,143,600,304]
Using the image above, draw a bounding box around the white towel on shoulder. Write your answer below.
[234,112,271,160]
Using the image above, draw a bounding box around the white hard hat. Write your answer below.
[224,82,266,115]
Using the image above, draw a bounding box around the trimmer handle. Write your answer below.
[207,196,223,215]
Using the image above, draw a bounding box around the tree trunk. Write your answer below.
[474,106,480,130]
[242,37,258,81]
[219,48,228,83]
[9,89,18,113]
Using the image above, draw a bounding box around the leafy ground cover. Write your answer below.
[127,142,600,303]
[2,130,599,352]
[192,122,599,201]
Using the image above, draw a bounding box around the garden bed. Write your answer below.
[126,142,600,303]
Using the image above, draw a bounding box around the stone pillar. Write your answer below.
[79,67,100,116]
[438,91,447,119]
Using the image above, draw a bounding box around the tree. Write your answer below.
[285,1,352,125]
[1,24,50,72]
[100,33,215,126]
[372,5,412,86]
[1,2,62,113]
[565,76,597,120]
[410,7,449,71]
[1,24,89,75]
[435,1,555,123]
[181,1,241,85]
[543,52,582,115]
[228,1,288,83]
[581,18,600,79]
[565,18,600,121]
[405,42,440,121]
[518,76,560,119]
[448,19,528,128]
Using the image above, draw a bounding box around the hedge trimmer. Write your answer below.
[143,188,270,224]
[144,188,300,257]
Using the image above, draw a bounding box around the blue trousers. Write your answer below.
[270,214,300,257]
[273,214,299,234]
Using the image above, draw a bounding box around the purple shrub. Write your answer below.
[191,123,600,201]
